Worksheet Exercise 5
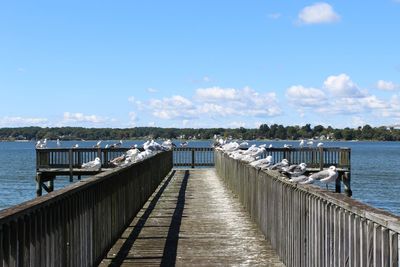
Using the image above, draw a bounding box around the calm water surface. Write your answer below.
[0,140,399,216]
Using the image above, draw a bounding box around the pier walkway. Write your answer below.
[100,169,285,266]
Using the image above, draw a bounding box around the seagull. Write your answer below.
[282,163,307,177]
[283,144,292,149]
[220,141,240,152]
[110,140,123,148]
[268,159,289,171]
[35,138,47,149]
[72,144,79,148]
[93,140,102,148]
[239,141,249,149]
[268,144,273,148]
[110,154,126,166]
[180,141,188,147]
[299,139,305,148]
[56,139,61,147]
[81,157,101,170]
[307,140,314,147]
[161,139,176,150]
[300,166,338,189]
[317,142,324,147]
[250,155,273,168]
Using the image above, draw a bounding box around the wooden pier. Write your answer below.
[2,145,398,266]
[100,169,285,266]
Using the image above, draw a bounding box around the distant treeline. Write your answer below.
[0,124,400,141]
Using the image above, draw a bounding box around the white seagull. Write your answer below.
[300,166,338,189]
[283,163,307,177]
[82,157,101,170]
[268,159,289,171]
[299,139,305,148]
[93,140,102,148]
[250,155,273,169]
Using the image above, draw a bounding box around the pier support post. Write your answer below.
[47,179,54,192]
[36,173,42,197]
[342,171,352,197]
[335,175,341,193]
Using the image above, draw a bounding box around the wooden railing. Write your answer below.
[0,151,173,266]
[36,147,215,170]
[259,147,351,170]
[173,147,214,168]
[215,150,400,267]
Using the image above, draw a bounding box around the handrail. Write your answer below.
[36,147,216,169]
[215,150,399,266]
[0,151,173,266]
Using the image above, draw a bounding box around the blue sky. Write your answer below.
[1,1,400,129]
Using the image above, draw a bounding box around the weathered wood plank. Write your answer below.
[100,169,285,266]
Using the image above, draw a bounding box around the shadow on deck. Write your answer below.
[99,169,284,266]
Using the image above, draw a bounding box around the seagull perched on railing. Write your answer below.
[93,140,102,148]
[161,139,176,150]
[109,140,123,148]
[282,163,307,177]
[249,155,273,169]
[299,139,305,148]
[82,157,101,170]
[36,138,47,149]
[300,166,338,189]
[268,159,289,171]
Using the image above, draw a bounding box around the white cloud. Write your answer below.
[147,88,158,93]
[351,116,366,128]
[63,112,106,124]
[128,96,136,103]
[286,73,389,119]
[129,112,137,127]
[229,121,246,128]
[196,87,237,101]
[298,2,340,25]
[376,80,399,91]
[133,86,281,125]
[195,86,281,117]
[147,95,197,120]
[285,85,326,107]
[323,73,365,97]
[182,120,189,127]
[0,116,48,127]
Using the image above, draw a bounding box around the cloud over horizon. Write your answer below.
[298,2,340,25]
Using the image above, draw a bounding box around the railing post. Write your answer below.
[319,146,324,170]
[69,149,73,182]
[97,148,102,170]
[191,149,195,168]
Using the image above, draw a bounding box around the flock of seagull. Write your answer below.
[81,139,176,170]
[215,139,338,190]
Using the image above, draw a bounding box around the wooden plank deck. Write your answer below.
[99,169,285,266]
